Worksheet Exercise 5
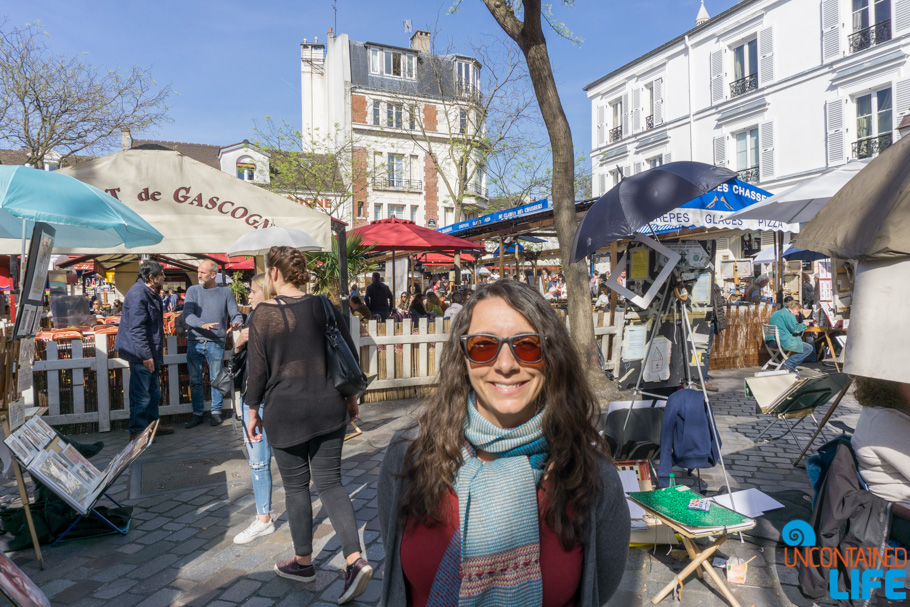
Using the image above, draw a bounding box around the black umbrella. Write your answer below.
[570,161,737,263]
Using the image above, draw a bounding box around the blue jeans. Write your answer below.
[241,400,272,516]
[128,362,161,436]
[187,340,225,415]
[782,341,814,371]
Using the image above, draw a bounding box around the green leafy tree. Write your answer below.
[0,21,171,168]
[252,118,368,223]
[229,271,250,305]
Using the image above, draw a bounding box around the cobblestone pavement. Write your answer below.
[0,366,888,607]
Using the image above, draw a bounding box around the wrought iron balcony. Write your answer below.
[849,20,891,54]
[464,183,487,198]
[645,115,655,130]
[852,133,892,159]
[729,73,758,98]
[609,126,623,143]
[737,166,760,184]
[372,177,423,192]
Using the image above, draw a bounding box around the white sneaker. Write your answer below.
[234,518,276,545]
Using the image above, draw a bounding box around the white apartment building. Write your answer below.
[585,0,910,257]
[301,29,488,229]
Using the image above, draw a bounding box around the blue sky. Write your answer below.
[3,0,738,160]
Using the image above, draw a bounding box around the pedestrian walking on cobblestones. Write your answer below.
[231,273,276,545]
[245,246,372,605]
[378,280,631,607]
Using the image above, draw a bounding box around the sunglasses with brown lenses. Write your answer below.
[460,333,545,364]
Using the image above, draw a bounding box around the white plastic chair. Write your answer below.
[762,324,790,371]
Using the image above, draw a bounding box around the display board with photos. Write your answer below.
[616,239,717,391]
[4,417,157,516]
[0,550,50,607]
[11,223,56,340]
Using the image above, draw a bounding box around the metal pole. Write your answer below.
[334,223,350,321]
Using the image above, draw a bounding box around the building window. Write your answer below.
[457,61,479,97]
[384,50,416,79]
[648,156,663,169]
[735,128,760,182]
[609,169,621,187]
[410,206,418,222]
[850,0,892,53]
[644,83,655,129]
[387,103,403,128]
[236,161,256,181]
[372,101,381,126]
[388,153,405,187]
[370,48,382,74]
[409,104,417,130]
[444,207,454,226]
[854,87,893,158]
[731,38,758,98]
[610,99,623,142]
[374,204,382,221]
[357,202,365,218]
[389,204,406,219]
[459,109,467,134]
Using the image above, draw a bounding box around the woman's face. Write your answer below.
[465,297,545,429]
[249,282,266,309]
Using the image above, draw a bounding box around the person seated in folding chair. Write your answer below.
[767,299,815,374]
[851,376,910,546]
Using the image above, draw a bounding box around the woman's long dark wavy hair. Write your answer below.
[398,281,609,550]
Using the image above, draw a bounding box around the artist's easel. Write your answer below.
[0,329,44,567]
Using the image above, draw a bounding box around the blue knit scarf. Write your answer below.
[426,393,549,607]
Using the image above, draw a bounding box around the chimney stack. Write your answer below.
[121,128,132,151]
[410,30,431,54]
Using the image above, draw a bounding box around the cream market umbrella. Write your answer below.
[796,137,910,260]
[726,160,869,224]
[227,226,323,257]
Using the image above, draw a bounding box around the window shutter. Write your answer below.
[599,173,607,195]
[663,152,673,164]
[713,135,726,167]
[632,88,641,132]
[896,0,910,34]
[826,99,847,166]
[894,79,910,141]
[654,78,664,125]
[758,27,774,87]
[622,92,631,138]
[760,231,775,249]
[597,104,605,146]
[717,237,730,252]
[759,122,774,181]
[710,50,724,104]
[623,165,631,180]
[634,161,642,175]
[822,0,841,61]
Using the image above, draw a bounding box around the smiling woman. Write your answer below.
[377,281,631,607]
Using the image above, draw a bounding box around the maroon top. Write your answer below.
[400,488,583,607]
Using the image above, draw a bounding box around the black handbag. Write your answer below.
[212,363,234,397]
[317,295,370,397]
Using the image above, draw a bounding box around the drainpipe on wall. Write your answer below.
[685,34,695,161]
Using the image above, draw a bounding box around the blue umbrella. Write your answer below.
[0,165,163,249]
[570,161,736,262]
[781,245,827,262]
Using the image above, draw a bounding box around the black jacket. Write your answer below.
[365,281,393,318]
[798,441,893,607]
[711,283,727,333]
[114,280,163,365]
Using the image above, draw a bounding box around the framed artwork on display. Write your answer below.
[12,223,56,340]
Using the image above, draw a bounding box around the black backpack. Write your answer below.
[175,310,189,337]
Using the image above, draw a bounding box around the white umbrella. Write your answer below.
[752,246,779,264]
[726,160,869,224]
[227,226,323,257]
[215,273,233,285]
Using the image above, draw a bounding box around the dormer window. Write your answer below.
[369,47,416,79]
[457,61,479,96]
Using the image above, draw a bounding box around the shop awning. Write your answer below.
[0,148,335,255]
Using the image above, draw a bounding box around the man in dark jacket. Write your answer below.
[114,261,174,440]
[365,272,393,319]
[702,282,728,392]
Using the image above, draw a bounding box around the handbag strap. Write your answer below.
[317,295,338,330]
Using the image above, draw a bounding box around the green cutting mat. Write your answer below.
[629,486,752,529]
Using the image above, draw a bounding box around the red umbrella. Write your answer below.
[349,218,483,252]
[349,218,482,292]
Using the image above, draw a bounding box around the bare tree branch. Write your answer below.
[0,21,172,168]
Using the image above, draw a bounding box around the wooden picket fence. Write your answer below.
[20,310,626,431]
